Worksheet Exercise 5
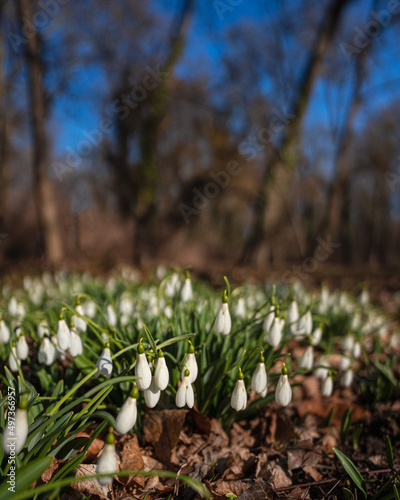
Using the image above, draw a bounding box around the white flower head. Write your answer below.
[286,299,299,326]
[95,346,113,379]
[181,345,198,383]
[342,334,354,354]
[181,276,193,302]
[321,374,334,397]
[37,320,50,339]
[97,429,117,486]
[251,355,267,394]
[154,350,169,391]
[57,314,71,351]
[262,304,275,340]
[231,370,247,411]
[9,344,20,372]
[69,327,83,357]
[16,334,29,361]
[352,341,361,359]
[0,318,10,344]
[38,337,57,366]
[275,365,292,407]
[2,396,29,454]
[235,297,247,319]
[312,324,323,346]
[214,292,231,335]
[314,357,330,380]
[73,303,87,333]
[339,355,351,372]
[51,336,66,360]
[298,345,314,371]
[340,368,354,388]
[135,342,151,390]
[115,385,138,434]
[176,369,194,408]
[106,305,117,327]
[144,377,161,408]
[267,316,282,347]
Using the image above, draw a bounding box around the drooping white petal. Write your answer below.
[321,375,333,397]
[0,320,10,344]
[97,443,117,485]
[16,335,29,361]
[2,408,28,454]
[144,378,161,408]
[340,369,354,388]
[95,348,113,379]
[38,338,56,366]
[57,319,71,350]
[106,305,117,327]
[298,346,314,370]
[267,318,282,347]
[9,346,20,372]
[175,376,193,408]
[275,374,292,407]
[181,278,193,302]
[181,352,198,383]
[115,397,137,434]
[73,305,87,332]
[135,353,151,390]
[231,379,247,411]
[69,328,83,357]
[214,303,231,335]
[154,356,169,391]
[251,363,267,394]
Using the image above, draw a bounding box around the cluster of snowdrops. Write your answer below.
[0,268,398,487]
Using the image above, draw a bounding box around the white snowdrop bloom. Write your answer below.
[106,305,117,327]
[37,320,50,339]
[101,332,109,344]
[144,377,161,408]
[181,277,193,302]
[154,351,169,391]
[311,325,323,346]
[115,386,138,434]
[262,305,275,340]
[57,317,71,350]
[38,337,56,365]
[340,368,354,388]
[321,375,333,397]
[266,317,282,347]
[83,300,96,318]
[164,305,173,319]
[119,294,133,317]
[359,288,369,306]
[16,334,29,361]
[181,348,198,383]
[352,341,361,359]
[314,357,330,380]
[9,345,20,372]
[338,356,351,372]
[351,313,361,330]
[14,321,23,338]
[300,311,313,335]
[341,334,354,353]
[298,345,314,371]
[17,301,26,318]
[176,369,194,408]
[70,328,83,357]
[259,386,268,398]
[3,397,29,454]
[286,299,299,325]
[51,336,66,360]
[231,375,247,411]
[73,304,87,332]
[214,301,231,335]
[95,347,113,379]
[165,273,180,298]
[156,264,167,281]
[97,430,117,486]
[235,297,246,319]
[8,297,18,316]
[251,360,267,394]
[135,344,151,390]
[275,367,292,407]
[0,319,10,344]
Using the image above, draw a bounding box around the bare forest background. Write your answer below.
[1,0,400,279]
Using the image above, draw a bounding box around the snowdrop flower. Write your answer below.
[359,287,369,306]
[342,334,354,353]
[106,305,117,327]
[176,368,194,408]
[97,428,117,486]
[340,368,354,388]
[3,396,29,454]
[37,320,50,339]
[251,354,267,394]
[338,355,351,372]
[73,302,87,333]
[352,341,361,359]
[0,318,10,344]
[8,297,18,316]
[17,301,26,318]
[231,368,247,411]
[266,313,282,347]
[69,325,83,357]
[286,299,299,330]
[144,377,161,408]
[181,344,198,383]
[262,303,275,340]
[321,373,334,397]
[299,310,313,336]
[275,364,292,407]
[165,273,180,298]
[214,291,231,335]
[115,385,138,434]
[9,343,20,372]
[164,305,173,319]
[51,336,66,361]
[16,333,29,361]
[312,324,323,346]
[235,297,246,319]
[154,350,169,391]
[57,313,71,350]
[181,275,193,302]
[95,344,113,379]
[38,337,56,365]
[83,300,96,318]
[298,345,314,371]
[119,293,133,317]
[135,341,151,390]
[314,357,330,380]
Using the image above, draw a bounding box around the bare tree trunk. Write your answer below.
[17,0,64,266]
[238,0,348,265]
[0,3,8,235]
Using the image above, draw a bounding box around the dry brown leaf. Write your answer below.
[118,434,145,486]
[214,479,251,496]
[266,461,292,488]
[190,407,211,434]
[303,465,323,481]
[143,409,188,463]
[237,480,274,499]
[321,434,337,455]
[72,464,111,500]
[41,457,63,483]
[287,441,321,470]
